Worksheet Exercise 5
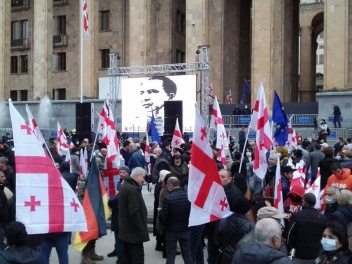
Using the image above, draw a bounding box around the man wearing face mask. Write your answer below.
[232,218,292,263]
[170,154,189,189]
[151,148,170,184]
[325,162,352,192]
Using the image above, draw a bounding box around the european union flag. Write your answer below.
[272,91,288,146]
[240,80,251,104]
[149,111,162,147]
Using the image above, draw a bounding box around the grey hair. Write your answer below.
[255,218,281,245]
[130,167,146,179]
[0,157,8,165]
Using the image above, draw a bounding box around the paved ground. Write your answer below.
[49,184,199,264]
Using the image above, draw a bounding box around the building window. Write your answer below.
[53,88,66,100]
[11,56,18,73]
[319,44,324,49]
[10,91,18,101]
[318,54,324,65]
[53,15,66,35]
[100,10,110,31]
[176,49,185,63]
[11,20,28,40]
[52,52,66,71]
[20,55,28,73]
[100,49,110,68]
[20,90,28,101]
[176,10,186,33]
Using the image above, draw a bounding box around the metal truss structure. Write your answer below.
[108,45,211,127]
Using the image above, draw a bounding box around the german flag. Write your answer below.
[73,155,110,251]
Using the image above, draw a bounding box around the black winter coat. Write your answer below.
[232,242,292,264]
[160,188,190,233]
[118,177,149,243]
[329,205,352,227]
[0,246,42,263]
[223,182,244,210]
[215,213,254,264]
[287,206,326,259]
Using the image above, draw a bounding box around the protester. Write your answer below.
[169,154,189,188]
[118,167,149,263]
[319,147,337,189]
[327,189,352,227]
[281,166,296,201]
[151,147,170,184]
[128,142,146,172]
[306,144,325,183]
[0,157,16,194]
[287,193,326,263]
[0,170,9,251]
[325,162,352,191]
[318,119,329,143]
[332,103,342,128]
[0,222,42,263]
[315,222,351,263]
[232,218,292,263]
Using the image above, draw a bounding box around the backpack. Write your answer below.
[327,127,331,136]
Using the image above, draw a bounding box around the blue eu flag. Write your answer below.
[272,91,288,146]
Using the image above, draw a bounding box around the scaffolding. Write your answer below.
[108,45,211,127]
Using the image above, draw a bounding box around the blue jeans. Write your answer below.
[40,233,70,264]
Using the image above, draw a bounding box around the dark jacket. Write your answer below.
[151,153,170,184]
[0,246,42,264]
[0,185,9,226]
[316,248,351,264]
[215,213,254,264]
[232,242,292,264]
[287,206,326,259]
[3,165,16,194]
[281,176,290,202]
[108,188,120,232]
[181,152,191,165]
[160,188,190,233]
[128,149,146,172]
[329,205,352,227]
[118,177,149,243]
[170,162,189,187]
[223,182,243,208]
[319,157,337,189]
[59,161,78,191]
[120,148,130,166]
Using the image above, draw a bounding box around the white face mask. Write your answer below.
[246,152,252,157]
[174,162,181,166]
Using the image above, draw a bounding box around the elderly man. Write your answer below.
[151,147,170,184]
[118,167,149,264]
[128,143,146,172]
[232,218,292,263]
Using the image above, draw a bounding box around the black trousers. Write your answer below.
[122,241,144,264]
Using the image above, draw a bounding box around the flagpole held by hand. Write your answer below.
[239,127,251,173]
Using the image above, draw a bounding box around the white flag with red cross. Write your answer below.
[305,168,321,210]
[57,122,69,156]
[226,89,232,104]
[249,83,272,179]
[145,132,150,163]
[210,97,229,149]
[171,118,185,149]
[217,137,227,166]
[188,105,232,226]
[79,148,88,178]
[26,105,46,147]
[9,100,87,234]
[82,0,89,35]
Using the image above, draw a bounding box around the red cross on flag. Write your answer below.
[57,122,69,156]
[9,100,87,234]
[217,137,227,166]
[292,159,306,188]
[273,157,284,214]
[208,83,213,96]
[188,105,231,226]
[79,148,88,178]
[82,0,89,35]
[249,83,272,179]
[210,97,229,150]
[25,105,45,147]
[145,132,150,163]
[171,118,185,149]
[305,168,321,210]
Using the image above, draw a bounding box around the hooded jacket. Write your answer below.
[232,242,292,264]
[325,168,352,191]
[0,246,42,264]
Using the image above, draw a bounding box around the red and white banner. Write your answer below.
[274,157,284,213]
[82,0,89,35]
[26,105,45,147]
[249,83,272,179]
[57,122,69,156]
[79,148,88,178]
[305,168,321,210]
[188,105,231,226]
[226,89,232,104]
[9,100,87,234]
[145,133,150,163]
[171,118,185,149]
[217,137,226,166]
[208,83,213,96]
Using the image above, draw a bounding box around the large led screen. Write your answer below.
[121,75,197,133]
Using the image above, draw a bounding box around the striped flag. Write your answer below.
[73,156,109,251]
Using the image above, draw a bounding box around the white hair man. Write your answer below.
[118,167,149,263]
[232,218,292,263]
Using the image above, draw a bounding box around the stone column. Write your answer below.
[0,1,10,100]
[299,26,314,102]
[81,0,98,98]
[33,0,53,99]
[324,0,348,90]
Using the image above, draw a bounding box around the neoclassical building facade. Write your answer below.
[0,0,351,109]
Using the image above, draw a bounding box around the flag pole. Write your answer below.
[239,127,251,173]
[80,0,83,103]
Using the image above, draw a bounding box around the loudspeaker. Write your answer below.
[76,103,94,134]
[164,101,183,135]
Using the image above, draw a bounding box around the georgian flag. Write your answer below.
[82,0,89,35]
[26,105,45,147]
[9,99,87,234]
[57,122,69,156]
[145,133,150,163]
[171,118,185,149]
[305,168,321,210]
[210,97,229,149]
[188,105,231,226]
[79,148,88,178]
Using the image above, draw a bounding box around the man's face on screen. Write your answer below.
[139,79,168,112]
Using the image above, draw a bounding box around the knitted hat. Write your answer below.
[231,197,252,214]
[159,170,171,182]
[119,166,130,174]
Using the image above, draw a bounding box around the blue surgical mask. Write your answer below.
[326,197,334,204]
[336,155,341,160]
[321,238,337,251]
